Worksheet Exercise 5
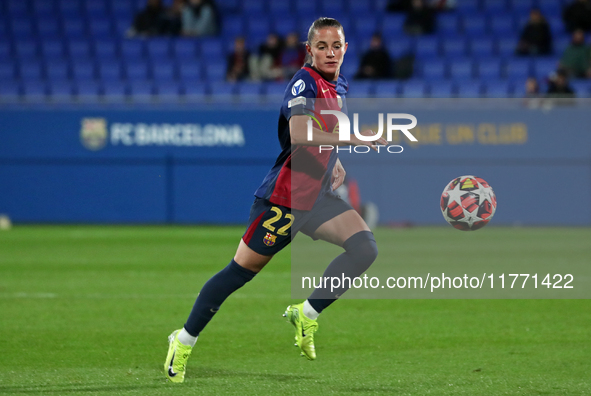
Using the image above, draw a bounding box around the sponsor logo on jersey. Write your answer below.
[263,232,277,246]
[80,118,108,151]
[291,79,306,96]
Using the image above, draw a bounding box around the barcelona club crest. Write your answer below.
[263,232,277,247]
[80,118,108,151]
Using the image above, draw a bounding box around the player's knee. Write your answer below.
[344,231,378,270]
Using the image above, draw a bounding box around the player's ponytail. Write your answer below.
[304,17,344,65]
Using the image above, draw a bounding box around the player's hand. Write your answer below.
[331,158,346,191]
[352,130,388,151]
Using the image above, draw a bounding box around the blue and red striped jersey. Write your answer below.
[254,63,349,210]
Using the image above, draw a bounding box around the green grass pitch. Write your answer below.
[0,226,589,395]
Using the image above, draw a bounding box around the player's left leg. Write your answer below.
[286,208,378,360]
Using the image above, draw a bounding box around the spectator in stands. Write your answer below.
[250,33,284,81]
[130,0,165,36]
[354,33,392,79]
[281,32,306,80]
[516,9,553,56]
[160,0,183,36]
[547,69,576,97]
[524,77,541,97]
[559,29,591,78]
[404,0,436,35]
[563,0,591,33]
[226,37,250,82]
[182,0,219,37]
[387,0,412,12]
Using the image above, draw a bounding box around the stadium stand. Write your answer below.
[0,0,588,103]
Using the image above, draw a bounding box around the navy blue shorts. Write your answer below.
[242,194,354,256]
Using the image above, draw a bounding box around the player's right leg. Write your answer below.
[164,198,291,383]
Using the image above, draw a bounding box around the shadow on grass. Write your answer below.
[192,367,316,382]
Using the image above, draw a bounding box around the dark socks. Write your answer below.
[308,230,378,313]
[184,259,256,336]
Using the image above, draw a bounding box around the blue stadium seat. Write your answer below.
[216,0,240,13]
[71,61,96,81]
[76,81,101,101]
[482,0,508,13]
[477,58,503,79]
[546,16,566,35]
[68,40,92,58]
[88,19,113,38]
[242,0,266,15]
[438,14,462,34]
[179,63,203,81]
[533,58,558,79]
[85,0,109,15]
[94,39,118,59]
[381,14,406,36]
[152,63,177,81]
[484,80,512,97]
[430,81,455,98]
[321,0,347,15]
[59,0,82,14]
[441,37,468,57]
[400,80,427,98]
[449,59,475,80]
[32,1,58,16]
[353,15,378,39]
[146,39,171,59]
[155,81,182,101]
[48,79,74,101]
[349,0,371,14]
[201,39,224,58]
[463,15,488,35]
[22,80,48,101]
[246,17,271,37]
[269,1,291,15]
[113,17,132,36]
[505,58,532,79]
[348,80,374,98]
[264,82,286,98]
[340,54,358,78]
[37,20,61,37]
[554,36,571,54]
[62,18,86,38]
[457,1,480,14]
[496,37,518,56]
[46,60,70,80]
[0,42,12,60]
[295,0,317,16]
[210,82,235,100]
[98,60,123,81]
[470,37,495,57]
[221,15,245,38]
[102,81,128,101]
[173,40,199,59]
[125,61,149,81]
[184,83,207,99]
[414,37,440,58]
[120,40,145,59]
[374,81,399,98]
[509,0,535,14]
[0,61,15,79]
[0,82,21,101]
[490,14,515,35]
[386,37,414,57]
[538,1,562,17]
[457,81,483,97]
[204,62,226,81]
[129,81,155,101]
[15,40,39,59]
[20,63,43,80]
[272,17,297,37]
[11,19,35,37]
[111,1,134,18]
[236,82,262,99]
[41,40,66,58]
[422,62,446,80]
[571,80,591,97]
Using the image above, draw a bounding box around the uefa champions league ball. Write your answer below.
[440,176,497,231]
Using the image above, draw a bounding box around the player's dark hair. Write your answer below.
[304,17,345,64]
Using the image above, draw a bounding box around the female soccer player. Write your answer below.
[165,17,387,382]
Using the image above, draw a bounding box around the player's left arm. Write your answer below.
[331,157,346,190]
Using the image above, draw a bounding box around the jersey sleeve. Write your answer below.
[280,71,317,120]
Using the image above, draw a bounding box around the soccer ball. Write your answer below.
[440,176,497,231]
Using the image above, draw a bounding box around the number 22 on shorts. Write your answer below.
[262,207,294,236]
